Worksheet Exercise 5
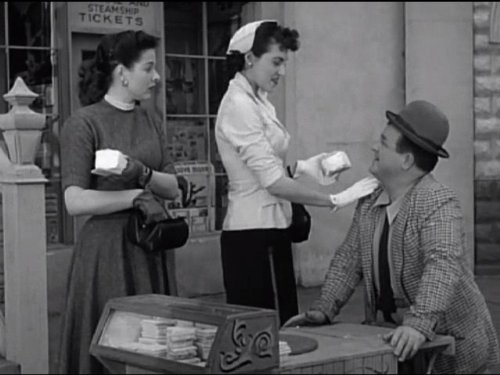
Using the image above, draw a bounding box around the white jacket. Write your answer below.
[215,72,292,230]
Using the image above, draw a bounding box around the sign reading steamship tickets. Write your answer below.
[67,2,161,36]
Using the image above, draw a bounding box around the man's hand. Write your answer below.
[383,325,426,362]
[282,310,327,328]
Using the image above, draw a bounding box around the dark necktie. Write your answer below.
[378,213,396,323]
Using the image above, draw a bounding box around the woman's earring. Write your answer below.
[121,76,129,87]
[248,62,253,68]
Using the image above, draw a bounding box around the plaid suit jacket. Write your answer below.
[312,173,500,374]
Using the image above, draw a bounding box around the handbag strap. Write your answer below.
[147,253,161,294]
[146,251,170,295]
[160,251,170,295]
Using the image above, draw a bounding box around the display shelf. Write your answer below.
[90,294,279,374]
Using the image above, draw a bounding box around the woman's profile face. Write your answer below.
[122,48,160,101]
[249,43,288,93]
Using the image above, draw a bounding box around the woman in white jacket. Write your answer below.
[215,20,378,325]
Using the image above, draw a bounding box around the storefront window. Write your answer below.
[164,2,245,231]
[165,57,206,115]
[207,2,242,56]
[0,4,4,45]
[0,2,62,244]
[0,1,250,243]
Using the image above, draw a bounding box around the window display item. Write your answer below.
[167,161,215,234]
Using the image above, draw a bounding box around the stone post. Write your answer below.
[0,77,49,373]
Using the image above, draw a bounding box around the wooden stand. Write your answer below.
[276,323,454,374]
[91,292,455,375]
[90,294,280,374]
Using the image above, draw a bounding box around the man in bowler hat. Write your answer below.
[284,101,500,374]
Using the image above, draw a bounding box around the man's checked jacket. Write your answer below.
[312,174,500,374]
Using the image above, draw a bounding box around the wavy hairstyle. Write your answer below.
[226,21,300,80]
[78,30,158,106]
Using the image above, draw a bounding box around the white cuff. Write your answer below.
[294,160,306,178]
[329,194,339,212]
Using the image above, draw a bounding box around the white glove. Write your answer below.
[330,177,379,210]
[294,153,339,185]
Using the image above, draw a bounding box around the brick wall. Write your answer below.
[474,2,500,270]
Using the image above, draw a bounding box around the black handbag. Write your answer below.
[128,210,189,253]
[287,166,312,243]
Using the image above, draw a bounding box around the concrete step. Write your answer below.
[0,359,20,374]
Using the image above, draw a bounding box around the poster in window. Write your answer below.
[167,161,215,234]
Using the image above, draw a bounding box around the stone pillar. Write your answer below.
[0,77,49,373]
[405,2,475,269]
[473,2,500,274]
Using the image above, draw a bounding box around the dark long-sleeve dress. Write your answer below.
[58,100,175,374]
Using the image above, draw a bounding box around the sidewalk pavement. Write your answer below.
[49,275,500,373]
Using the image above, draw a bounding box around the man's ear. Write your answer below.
[401,152,415,171]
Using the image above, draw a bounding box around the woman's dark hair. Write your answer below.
[78,30,158,106]
[226,21,300,80]
[396,133,438,172]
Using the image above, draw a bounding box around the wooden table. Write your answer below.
[276,323,455,374]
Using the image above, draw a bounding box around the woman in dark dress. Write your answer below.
[58,30,182,374]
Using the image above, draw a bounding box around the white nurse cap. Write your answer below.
[226,19,278,55]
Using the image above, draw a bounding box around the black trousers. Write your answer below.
[220,228,299,326]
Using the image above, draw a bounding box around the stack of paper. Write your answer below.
[195,324,217,361]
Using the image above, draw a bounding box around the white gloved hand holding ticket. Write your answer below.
[320,151,351,183]
[294,151,351,185]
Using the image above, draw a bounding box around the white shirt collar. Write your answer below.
[231,72,285,130]
[233,72,269,102]
[104,94,135,111]
[374,186,412,225]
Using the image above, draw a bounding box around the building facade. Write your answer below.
[0,2,495,310]
[474,1,500,274]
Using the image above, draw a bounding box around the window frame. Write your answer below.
[164,2,239,233]
[0,2,64,246]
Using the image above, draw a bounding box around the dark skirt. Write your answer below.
[57,211,169,374]
[220,228,298,326]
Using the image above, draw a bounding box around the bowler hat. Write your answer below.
[386,100,450,158]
